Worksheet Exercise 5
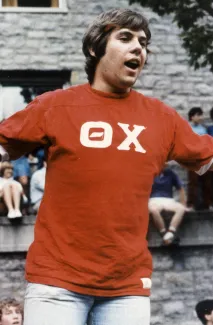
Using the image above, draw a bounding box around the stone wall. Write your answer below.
[151,247,213,325]
[0,252,26,301]
[0,214,213,324]
[0,0,213,116]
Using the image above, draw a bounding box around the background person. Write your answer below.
[187,107,212,210]
[0,298,23,325]
[149,164,187,245]
[11,156,30,199]
[0,162,27,218]
[195,299,213,325]
[207,107,213,137]
[30,159,46,213]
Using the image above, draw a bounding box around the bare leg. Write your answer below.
[11,183,22,210]
[163,203,185,245]
[2,184,14,211]
[169,204,185,231]
[18,176,29,197]
[149,207,166,233]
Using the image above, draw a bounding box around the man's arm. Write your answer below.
[196,158,213,175]
[209,162,213,171]
[0,95,50,161]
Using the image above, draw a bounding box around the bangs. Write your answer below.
[103,10,151,41]
[118,13,148,31]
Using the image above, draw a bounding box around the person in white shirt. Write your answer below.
[0,162,27,218]
[30,160,46,213]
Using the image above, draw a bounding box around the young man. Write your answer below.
[0,298,23,325]
[187,107,212,210]
[149,164,186,245]
[196,300,213,325]
[0,8,213,325]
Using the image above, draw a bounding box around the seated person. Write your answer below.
[196,299,213,325]
[30,159,46,213]
[27,153,39,175]
[148,163,187,245]
[11,155,30,197]
[32,147,45,170]
[0,162,27,218]
[188,107,212,209]
[0,298,23,325]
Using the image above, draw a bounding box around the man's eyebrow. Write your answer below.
[117,31,134,36]
[117,31,147,41]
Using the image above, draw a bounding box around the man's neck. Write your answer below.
[91,79,130,95]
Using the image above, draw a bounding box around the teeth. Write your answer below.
[128,59,139,64]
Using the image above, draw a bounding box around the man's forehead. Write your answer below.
[115,28,146,38]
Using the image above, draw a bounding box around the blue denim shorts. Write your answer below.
[24,283,150,325]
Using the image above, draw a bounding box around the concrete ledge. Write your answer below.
[0,215,35,252]
[0,211,213,252]
[148,211,213,247]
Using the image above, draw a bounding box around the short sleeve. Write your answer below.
[168,111,213,171]
[0,97,50,160]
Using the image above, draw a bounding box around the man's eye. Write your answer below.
[140,42,146,48]
[120,37,129,42]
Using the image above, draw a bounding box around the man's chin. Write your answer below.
[120,77,137,89]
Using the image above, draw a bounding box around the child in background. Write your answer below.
[0,162,28,218]
[0,298,23,325]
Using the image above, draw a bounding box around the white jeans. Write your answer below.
[24,283,150,325]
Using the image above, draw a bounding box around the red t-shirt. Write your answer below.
[0,84,213,297]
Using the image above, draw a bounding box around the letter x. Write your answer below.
[117,123,146,153]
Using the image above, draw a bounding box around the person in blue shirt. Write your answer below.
[149,164,187,245]
[189,107,207,135]
[187,107,212,210]
[207,107,213,137]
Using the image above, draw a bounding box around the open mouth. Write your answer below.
[124,59,140,70]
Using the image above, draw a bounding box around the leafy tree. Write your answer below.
[129,0,213,71]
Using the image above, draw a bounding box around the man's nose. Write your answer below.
[131,39,142,55]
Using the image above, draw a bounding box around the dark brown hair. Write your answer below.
[188,107,203,121]
[82,8,151,84]
[195,300,213,325]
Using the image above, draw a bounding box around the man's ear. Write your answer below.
[89,48,96,57]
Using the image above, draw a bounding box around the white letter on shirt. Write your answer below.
[117,123,146,153]
[80,122,113,148]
